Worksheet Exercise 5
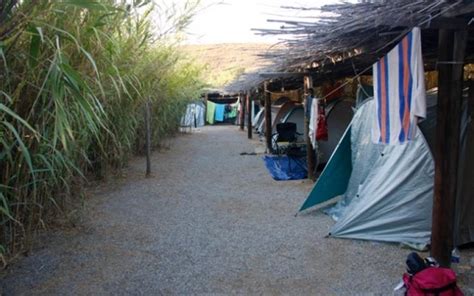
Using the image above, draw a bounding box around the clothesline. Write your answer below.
[319,64,373,102]
[263,89,301,95]
[206,100,239,124]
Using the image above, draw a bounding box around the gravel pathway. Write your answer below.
[1,126,472,295]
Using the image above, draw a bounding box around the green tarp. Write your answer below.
[299,126,353,212]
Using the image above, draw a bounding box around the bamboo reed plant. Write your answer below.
[0,0,205,264]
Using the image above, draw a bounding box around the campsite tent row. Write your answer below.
[253,97,305,142]
[237,1,474,265]
[253,96,354,165]
[299,89,474,248]
[245,71,473,250]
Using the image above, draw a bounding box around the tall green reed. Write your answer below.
[0,0,204,262]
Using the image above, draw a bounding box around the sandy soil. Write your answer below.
[1,126,472,295]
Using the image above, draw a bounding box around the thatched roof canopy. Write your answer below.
[251,0,474,84]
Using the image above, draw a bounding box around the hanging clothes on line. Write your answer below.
[316,100,328,141]
[308,98,320,149]
[228,103,238,118]
[214,103,225,122]
[206,101,216,124]
[372,27,426,145]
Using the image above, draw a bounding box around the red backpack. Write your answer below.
[403,267,463,296]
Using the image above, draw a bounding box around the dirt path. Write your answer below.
[2,126,468,295]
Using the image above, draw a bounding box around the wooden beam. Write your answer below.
[247,92,252,139]
[145,99,152,178]
[264,82,273,153]
[469,80,474,117]
[304,75,316,181]
[443,3,474,18]
[259,72,311,78]
[239,93,245,131]
[431,28,468,267]
[428,17,471,30]
[204,93,208,125]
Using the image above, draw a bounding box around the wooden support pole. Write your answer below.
[431,28,467,267]
[247,91,253,139]
[264,82,272,153]
[239,93,245,131]
[469,80,474,116]
[304,75,316,180]
[204,93,208,125]
[145,99,152,177]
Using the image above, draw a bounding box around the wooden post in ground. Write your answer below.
[247,91,253,139]
[264,82,272,153]
[239,93,245,131]
[204,93,208,125]
[469,80,474,117]
[304,75,316,180]
[145,99,152,177]
[431,28,467,267]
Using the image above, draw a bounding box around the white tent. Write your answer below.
[328,99,433,246]
[299,94,474,247]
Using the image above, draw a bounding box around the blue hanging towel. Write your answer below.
[215,104,225,122]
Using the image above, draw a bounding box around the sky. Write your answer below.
[185,0,341,44]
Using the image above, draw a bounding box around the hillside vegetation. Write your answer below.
[182,43,274,90]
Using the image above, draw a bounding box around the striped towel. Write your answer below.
[372,27,426,145]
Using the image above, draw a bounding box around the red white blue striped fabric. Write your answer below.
[372,27,426,145]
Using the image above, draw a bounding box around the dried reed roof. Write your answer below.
[250,0,474,85]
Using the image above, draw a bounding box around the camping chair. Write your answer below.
[272,122,299,154]
[272,122,307,172]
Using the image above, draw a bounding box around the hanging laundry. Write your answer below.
[316,100,328,141]
[308,98,320,149]
[236,97,242,125]
[228,104,237,118]
[223,104,230,120]
[372,27,426,145]
[214,103,225,122]
[206,101,216,124]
